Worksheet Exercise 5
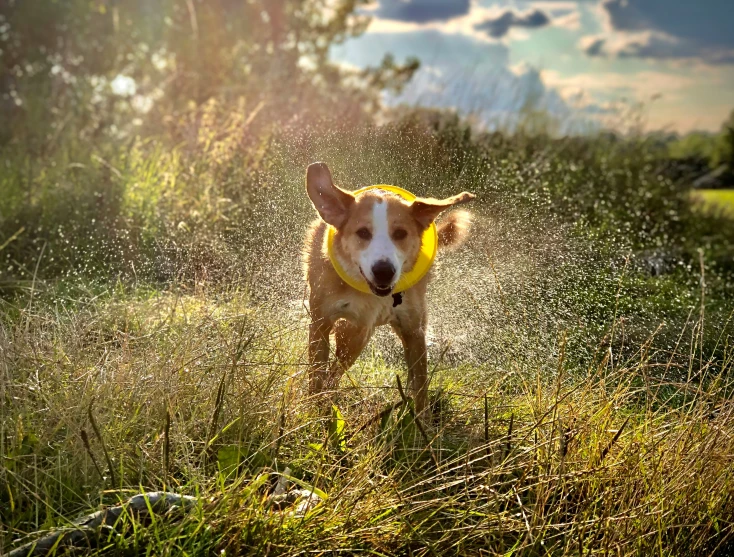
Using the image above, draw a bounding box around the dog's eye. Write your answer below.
[356,228,372,240]
[392,228,408,241]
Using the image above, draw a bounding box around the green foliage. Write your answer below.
[328,404,347,453]
[719,109,734,170]
[1,289,733,555]
[378,400,424,466]
[694,189,734,218]
[668,109,734,173]
[2,111,733,367]
[668,131,721,162]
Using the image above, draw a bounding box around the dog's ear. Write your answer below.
[306,162,354,228]
[411,192,475,229]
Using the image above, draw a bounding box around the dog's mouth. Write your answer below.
[360,269,394,297]
[370,284,393,297]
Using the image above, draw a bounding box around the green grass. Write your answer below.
[2,288,734,556]
[694,189,734,218]
[2,114,734,555]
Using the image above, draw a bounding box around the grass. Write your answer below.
[2,113,734,555]
[693,189,734,218]
[2,285,734,556]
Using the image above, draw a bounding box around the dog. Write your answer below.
[303,162,474,415]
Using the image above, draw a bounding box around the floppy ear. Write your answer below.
[305,162,354,228]
[411,192,475,229]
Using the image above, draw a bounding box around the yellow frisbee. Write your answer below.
[327,185,438,295]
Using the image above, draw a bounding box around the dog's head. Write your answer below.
[306,162,474,296]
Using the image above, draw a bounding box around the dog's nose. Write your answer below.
[371,260,396,286]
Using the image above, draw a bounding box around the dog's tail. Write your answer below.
[436,210,472,250]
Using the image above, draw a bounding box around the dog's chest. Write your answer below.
[328,294,401,328]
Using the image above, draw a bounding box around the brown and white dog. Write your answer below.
[303,162,475,415]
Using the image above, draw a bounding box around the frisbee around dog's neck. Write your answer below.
[327,185,438,295]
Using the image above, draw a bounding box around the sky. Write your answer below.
[331,0,734,135]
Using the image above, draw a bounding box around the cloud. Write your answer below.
[333,29,510,70]
[614,34,734,65]
[368,0,470,23]
[602,0,731,45]
[552,9,582,30]
[542,68,698,101]
[396,62,606,134]
[474,9,551,39]
[337,2,733,133]
[581,36,605,56]
[582,0,734,64]
[582,32,734,65]
[332,30,607,134]
[364,3,579,43]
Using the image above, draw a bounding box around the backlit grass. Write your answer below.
[2,116,734,556]
[693,189,734,218]
[2,279,734,555]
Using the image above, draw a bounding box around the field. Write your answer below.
[4,2,734,553]
[2,113,734,556]
[694,189,734,218]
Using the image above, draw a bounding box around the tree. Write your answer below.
[714,109,734,171]
[0,0,418,147]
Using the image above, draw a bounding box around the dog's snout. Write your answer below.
[371,260,396,286]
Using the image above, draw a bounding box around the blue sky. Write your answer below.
[332,0,734,134]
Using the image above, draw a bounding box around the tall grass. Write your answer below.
[2,108,734,555]
[1,282,733,555]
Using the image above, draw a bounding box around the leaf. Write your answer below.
[205,417,240,448]
[5,484,14,512]
[328,404,346,453]
[278,473,328,501]
[218,446,271,475]
[379,402,420,464]
[369,507,395,524]
[21,433,39,452]
[379,402,397,434]
[242,472,270,500]
[217,445,245,473]
[246,450,272,470]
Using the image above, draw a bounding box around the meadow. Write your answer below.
[1,101,734,556]
[694,189,734,219]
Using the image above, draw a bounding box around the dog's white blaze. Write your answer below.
[360,200,403,286]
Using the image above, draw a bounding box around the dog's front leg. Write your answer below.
[400,330,429,417]
[308,316,333,395]
[329,320,374,390]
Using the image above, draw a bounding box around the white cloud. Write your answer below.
[538,68,729,132]
[387,60,608,134]
[542,68,697,101]
[553,9,581,30]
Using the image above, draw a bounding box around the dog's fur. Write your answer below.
[303,162,474,414]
